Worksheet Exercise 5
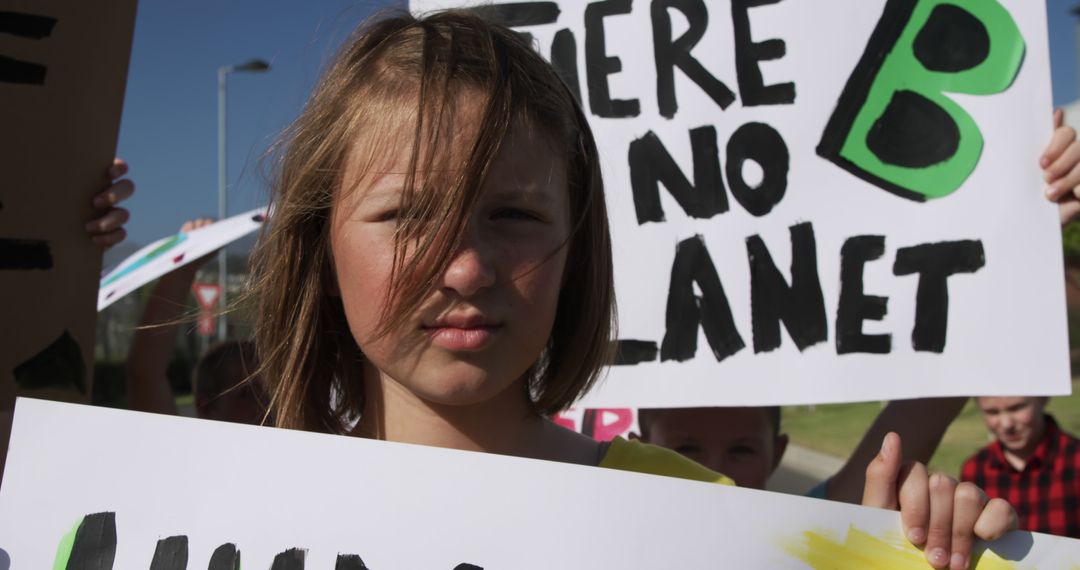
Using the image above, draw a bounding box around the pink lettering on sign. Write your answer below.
[552,413,576,431]
[584,408,634,442]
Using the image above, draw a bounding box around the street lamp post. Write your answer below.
[217,59,269,342]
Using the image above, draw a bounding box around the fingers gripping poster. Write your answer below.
[412,0,1068,406]
[2,399,1080,568]
[0,2,137,410]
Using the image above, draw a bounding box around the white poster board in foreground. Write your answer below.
[411,0,1068,406]
[1,399,1078,568]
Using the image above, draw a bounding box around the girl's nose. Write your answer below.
[440,233,496,297]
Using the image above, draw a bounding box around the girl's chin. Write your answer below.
[413,376,522,408]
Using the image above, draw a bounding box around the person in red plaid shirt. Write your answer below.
[961,397,1080,538]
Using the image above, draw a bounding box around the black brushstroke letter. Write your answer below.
[336,555,371,570]
[731,0,795,105]
[469,2,559,27]
[746,222,827,353]
[661,235,745,362]
[893,240,985,352]
[149,536,188,570]
[652,0,735,117]
[836,236,891,354]
[629,127,727,224]
[0,11,56,85]
[726,122,789,216]
[207,544,241,570]
[65,512,116,570]
[0,237,52,269]
[585,0,639,117]
[613,339,660,365]
[14,329,86,393]
[270,548,306,570]
[551,28,581,103]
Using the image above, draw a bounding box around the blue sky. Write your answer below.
[116,0,1080,247]
[116,0,400,246]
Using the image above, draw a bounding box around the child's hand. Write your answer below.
[1042,109,1080,225]
[87,158,135,247]
[180,218,214,234]
[862,432,1017,570]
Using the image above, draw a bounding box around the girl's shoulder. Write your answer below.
[598,436,734,486]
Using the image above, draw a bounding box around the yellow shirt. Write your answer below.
[599,436,734,485]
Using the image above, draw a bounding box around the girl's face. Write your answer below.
[331,117,571,408]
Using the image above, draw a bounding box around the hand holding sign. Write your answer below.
[862,432,1018,570]
[85,158,135,248]
[1042,110,1080,224]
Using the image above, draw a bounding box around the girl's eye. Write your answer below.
[375,209,399,222]
[375,209,430,224]
[729,445,757,456]
[674,444,703,456]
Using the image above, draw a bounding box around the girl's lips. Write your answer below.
[425,325,501,351]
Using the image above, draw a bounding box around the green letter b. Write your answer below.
[818,0,1025,201]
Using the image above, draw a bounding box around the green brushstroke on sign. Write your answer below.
[52,517,82,570]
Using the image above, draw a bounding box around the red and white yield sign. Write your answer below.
[191,282,221,336]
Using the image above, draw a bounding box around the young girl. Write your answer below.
[249,10,1014,569]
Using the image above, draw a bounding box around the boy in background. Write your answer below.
[636,399,965,502]
[961,396,1080,538]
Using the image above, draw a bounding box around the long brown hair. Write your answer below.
[249,9,614,433]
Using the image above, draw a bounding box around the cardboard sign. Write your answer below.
[0,1,138,409]
[97,207,267,311]
[410,0,1069,407]
[1,398,1078,567]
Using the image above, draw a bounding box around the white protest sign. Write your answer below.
[410,0,1068,406]
[97,207,267,311]
[1,398,1077,568]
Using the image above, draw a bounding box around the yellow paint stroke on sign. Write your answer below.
[782,525,1024,570]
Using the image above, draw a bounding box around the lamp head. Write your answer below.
[235,59,270,73]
